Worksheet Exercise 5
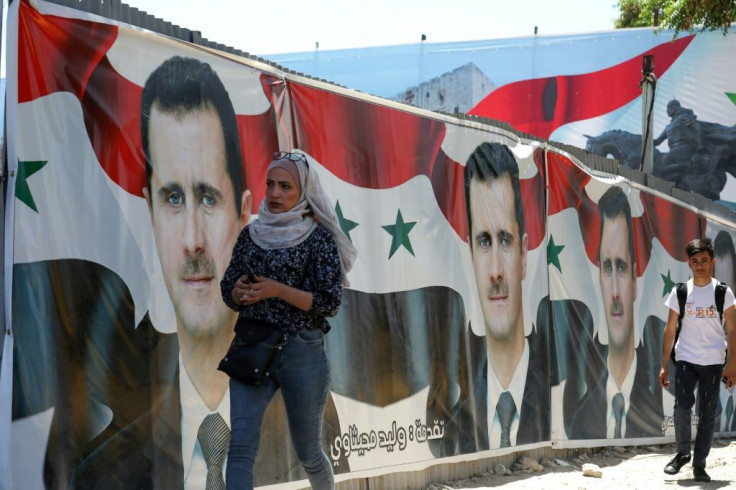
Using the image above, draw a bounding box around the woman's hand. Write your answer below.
[231,275,258,306]
[232,274,314,311]
[236,275,314,311]
[241,276,283,305]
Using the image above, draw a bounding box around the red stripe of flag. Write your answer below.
[547,151,702,275]
[18,0,118,103]
[265,81,547,245]
[638,193,704,265]
[469,35,695,139]
[18,0,278,204]
[547,151,600,266]
[17,0,545,244]
[267,81,473,239]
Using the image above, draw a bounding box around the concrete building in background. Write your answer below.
[391,63,494,114]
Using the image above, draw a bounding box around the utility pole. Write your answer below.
[640,55,656,174]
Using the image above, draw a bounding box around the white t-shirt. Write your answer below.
[665,278,736,365]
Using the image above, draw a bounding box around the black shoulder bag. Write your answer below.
[218,317,286,386]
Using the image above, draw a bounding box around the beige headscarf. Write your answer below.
[249,152,357,286]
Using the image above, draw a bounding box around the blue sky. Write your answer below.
[0,1,619,136]
[106,0,619,55]
[1,1,621,76]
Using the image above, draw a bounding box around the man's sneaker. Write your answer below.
[664,452,691,475]
[693,466,711,482]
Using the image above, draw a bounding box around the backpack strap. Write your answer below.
[716,281,727,321]
[671,282,687,363]
[676,282,687,328]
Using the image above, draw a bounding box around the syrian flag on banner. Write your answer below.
[544,149,701,440]
[554,32,736,154]
[258,77,548,468]
[469,35,694,140]
[7,1,279,485]
[7,0,551,479]
[10,0,550,327]
[545,150,701,346]
[267,82,549,338]
[12,0,279,329]
[6,2,279,485]
[9,0,551,331]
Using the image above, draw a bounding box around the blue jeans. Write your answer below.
[226,329,334,490]
[673,360,723,467]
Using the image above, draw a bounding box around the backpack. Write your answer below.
[671,281,727,362]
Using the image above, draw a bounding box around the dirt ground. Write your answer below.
[428,437,736,489]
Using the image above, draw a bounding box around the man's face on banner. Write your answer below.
[145,105,246,339]
[470,175,528,341]
[599,214,636,349]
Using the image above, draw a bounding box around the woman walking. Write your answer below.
[220,151,356,489]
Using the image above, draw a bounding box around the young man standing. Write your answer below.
[659,237,736,482]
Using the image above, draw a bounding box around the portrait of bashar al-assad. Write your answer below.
[567,185,663,440]
[598,186,637,363]
[71,55,347,489]
[462,141,549,448]
[467,143,527,365]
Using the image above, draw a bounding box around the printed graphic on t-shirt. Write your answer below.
[685,303,717,318]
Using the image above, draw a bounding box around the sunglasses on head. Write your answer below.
[273,151,308,167]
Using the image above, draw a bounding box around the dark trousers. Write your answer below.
[673,360,723,467]
[226,329,334,490]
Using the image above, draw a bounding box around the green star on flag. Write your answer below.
[16,160,48,213]
[547,235,565,272]
[382,210,417,259]
[335,201,358,242]
[727,92,736,108]
[661,270,676,297]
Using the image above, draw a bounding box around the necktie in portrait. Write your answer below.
[197,413,231,490]
[612,393,625,439]
[496,391,517,448]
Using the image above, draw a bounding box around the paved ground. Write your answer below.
[428,437,736,489]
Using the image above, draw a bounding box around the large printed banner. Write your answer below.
[3,1,736,489]
[269,25,736,206]
[546,153,703,440]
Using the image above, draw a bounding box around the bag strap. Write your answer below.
[670,282,688,363]
[676,282,687,332]
[716,281,727,321]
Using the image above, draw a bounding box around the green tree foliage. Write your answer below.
[615,0,736,35]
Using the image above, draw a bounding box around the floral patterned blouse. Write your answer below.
[220,224,343,333]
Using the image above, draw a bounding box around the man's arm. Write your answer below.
[723,305,736,388]
[659,308,679,388]
[653,128,668,146]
